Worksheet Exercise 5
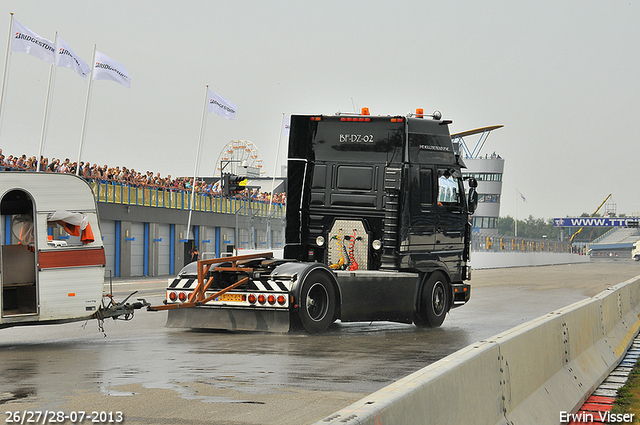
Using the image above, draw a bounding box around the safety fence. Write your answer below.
[90,181,285,218]
[472,232,575,253]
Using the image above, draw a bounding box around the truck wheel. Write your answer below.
[415,272,449,328]
[298,271,336,333]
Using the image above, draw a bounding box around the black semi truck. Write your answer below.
[158,109,478,333]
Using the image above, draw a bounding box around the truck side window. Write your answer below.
[437,170,461,206]
[420,169,433,204]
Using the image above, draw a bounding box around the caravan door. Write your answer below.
[1,189,38,318]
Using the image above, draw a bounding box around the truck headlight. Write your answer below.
[372,239,382,250]
[316,236,325,247]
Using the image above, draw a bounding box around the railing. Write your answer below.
[90,181,285,218]
[472,232,576,253]
[590,227,618,245]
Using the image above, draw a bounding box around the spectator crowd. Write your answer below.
[0,149,286,205]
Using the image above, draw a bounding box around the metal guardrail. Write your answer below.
[90,181,285,218]
[472,233,574,253]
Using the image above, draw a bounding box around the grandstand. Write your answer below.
[588,226,640,258]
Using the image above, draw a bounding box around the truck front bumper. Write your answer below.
[450,283,471,309]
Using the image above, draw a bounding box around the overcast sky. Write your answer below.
[0,1,638,220]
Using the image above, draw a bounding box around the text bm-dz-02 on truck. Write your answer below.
[152,108,479,333]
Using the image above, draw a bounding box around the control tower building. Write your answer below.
[454,126,504,235]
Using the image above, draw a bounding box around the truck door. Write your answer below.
[404,165,436,252]
[435,170,466,252]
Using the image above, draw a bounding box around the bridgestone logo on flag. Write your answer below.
[56,37,90,80]
[92,50,131,88]
[207,89,237,120]
[11,19,55,65]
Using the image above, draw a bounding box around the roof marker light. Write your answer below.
[361,107,370,115]
[416,108,424,118]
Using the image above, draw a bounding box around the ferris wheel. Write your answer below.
[215,140,265,176]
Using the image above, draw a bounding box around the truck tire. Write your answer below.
[415,272,449,328]
[298,271,336,333]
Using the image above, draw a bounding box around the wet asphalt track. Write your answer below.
[1,259,639,424]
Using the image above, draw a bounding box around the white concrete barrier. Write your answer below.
[314,275,640,425]
[470,252,590,269]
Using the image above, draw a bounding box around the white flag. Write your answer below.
[93,51,131,88]
[207,89,237,120]
[56,37,90,81]
[11,19,55,65]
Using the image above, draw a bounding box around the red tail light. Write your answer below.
[248,294,257,304]
[178,292,187,302]
[258,294,266,304]
[169,292,177,302]
[277,295,286,305]
[267,295,276,305]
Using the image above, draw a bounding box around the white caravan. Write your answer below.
[0,172,144,329]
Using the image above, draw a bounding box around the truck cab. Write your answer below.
[284,110,475,280]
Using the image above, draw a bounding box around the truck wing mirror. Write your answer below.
[468,188,478,214]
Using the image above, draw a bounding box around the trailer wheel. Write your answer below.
[415,272,449,328]
[298,271,336,333]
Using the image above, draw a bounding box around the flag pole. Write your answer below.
[77,44,96,176]
[515,188,518,237]
[0,13,15,142]
[37,31,57,173]
[267,113,285,218]
[186,85,209,241]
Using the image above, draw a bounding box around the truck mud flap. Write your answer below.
[165,307,290,333]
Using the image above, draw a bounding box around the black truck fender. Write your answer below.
[269,261,340,311]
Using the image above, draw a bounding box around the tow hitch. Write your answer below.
[96,291,150,321]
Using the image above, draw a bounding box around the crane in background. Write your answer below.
[569,194,613,245]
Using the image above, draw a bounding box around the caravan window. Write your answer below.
[47,211,95,247]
